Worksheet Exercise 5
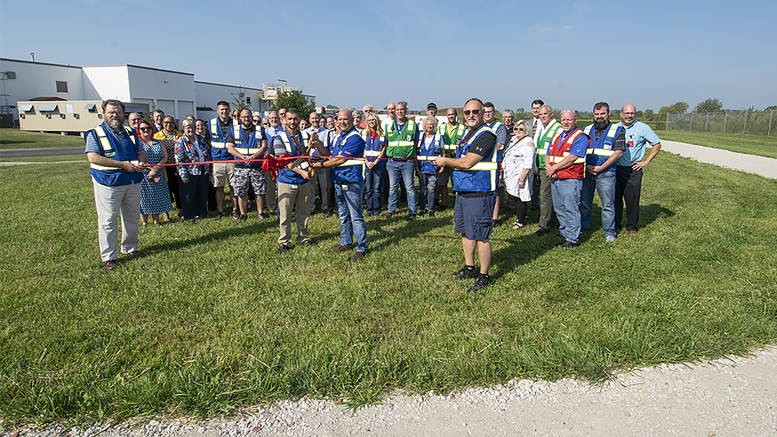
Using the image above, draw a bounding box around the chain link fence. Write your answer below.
[666,110,775,136]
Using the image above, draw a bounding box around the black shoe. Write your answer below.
[452,265,479,280]
[384,212,394,218]
[438,204,447,211]
[534,228,551,236]
[214,212,224,221]
[238,214,247,222]
[279,244,293,254]
[300,240,314,247]
[468,274,492,292]
[428,211,435,217]
[492,219,500,227]
[231,210,240,219]
[558,240,579,248]
[418,211,426,217]
[326,210,334,218]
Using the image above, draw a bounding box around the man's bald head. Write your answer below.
[621,103,637,127]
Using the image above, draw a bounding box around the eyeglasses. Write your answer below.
[163,121,173,124]
[515,127,525,131]
[139,127,152,132]
[463,110,480,116]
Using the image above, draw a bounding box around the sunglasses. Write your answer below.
[139,127,152,132]
[463,110,480,116]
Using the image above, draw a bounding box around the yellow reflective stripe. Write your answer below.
[417,155,438,161]
[549,156,586,164]
[470,162,499,170]
[237,148,262,154]
[211,142,227,148]
[388,140,414,147]
[94,126,113,152]
[338,158,364,167]
[608,123,620,137]
[586,148,615,157]
[536,148,548,156]
[364,150,381,157]
[90,160,138,171]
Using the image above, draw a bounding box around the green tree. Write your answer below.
[326,104,339,110]
[232,90,249,111]
[643,109,655,120]
[271,90,316,120]
[693,98,723,113]
[656,101,689,129]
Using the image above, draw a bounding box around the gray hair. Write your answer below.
[180,118,196,129]
[503,109,513,117]
[515,119,533,138]
[424,116,438,130]
[362,104,373,112]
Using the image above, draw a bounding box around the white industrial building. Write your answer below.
[0,57,313,133]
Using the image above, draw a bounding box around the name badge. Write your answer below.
[289,184,298,190]
[341,184,349,191]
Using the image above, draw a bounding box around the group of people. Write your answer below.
[86,97,662,293]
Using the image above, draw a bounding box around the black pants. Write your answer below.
[166,167,182,210]
[179,174,209,220]
[615,165,642,232]
[509,194,528,225]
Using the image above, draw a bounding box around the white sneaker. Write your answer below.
[605,235,616,243]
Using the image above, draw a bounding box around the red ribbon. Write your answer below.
[261,153,292,180]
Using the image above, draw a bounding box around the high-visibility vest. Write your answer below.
[438,122,465,153]
[417,133,443,174]
[486,120,506,162]
[452,125,498,192]
[535,119,563,169]
[209,118,238,160]
[582,122,623,172]
[87,123,143,186]
[361,131,386,164]
[332,129,365,183]
[547,128,590,179]
[233,125,266,167]
[276,130,311,185]
[385,119,417,159]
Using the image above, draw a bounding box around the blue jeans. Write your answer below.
[418,173,437,212]
[364,164,385,215]
[386,160,417,215]
[335,180,367,252]
[580,170,616,237]
[551,178,582,244]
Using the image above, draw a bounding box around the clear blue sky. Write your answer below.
[1,0,775,113]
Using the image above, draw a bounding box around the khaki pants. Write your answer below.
[93,178,141,261]
[277,182,311,246]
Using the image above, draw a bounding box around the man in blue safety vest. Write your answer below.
[85,99,149,271]
[434,98,498,293]
[210,101,239,220]
[227,108,268,221]
[580,102,625,242]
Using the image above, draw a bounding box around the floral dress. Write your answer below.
[140,140,173,215]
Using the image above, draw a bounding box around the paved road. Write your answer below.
[661,140,777,179]
[0,146,84,159]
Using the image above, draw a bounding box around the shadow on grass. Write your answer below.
[137,217,280,257]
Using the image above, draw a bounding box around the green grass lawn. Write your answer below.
[0,128,85,150]
[1,150,776,427]
[658,130,777,159]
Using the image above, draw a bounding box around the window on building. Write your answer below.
[56,81,68,93]
[246,97,251,104]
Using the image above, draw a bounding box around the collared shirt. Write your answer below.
[304,125,329,157]
[618,121,660,166]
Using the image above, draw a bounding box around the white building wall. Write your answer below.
[0,58,85,125]
[81,65,131,101]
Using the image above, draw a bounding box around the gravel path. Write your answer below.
[9,347,776,437]
[5,141,776,436]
